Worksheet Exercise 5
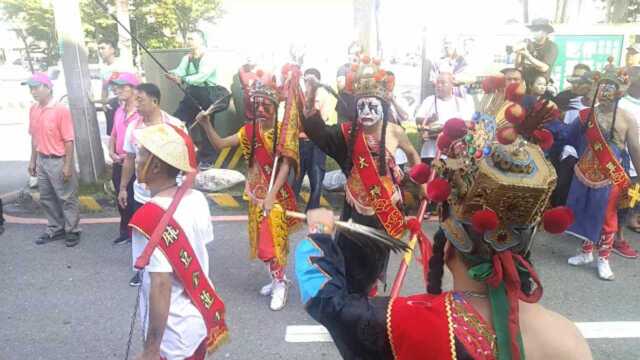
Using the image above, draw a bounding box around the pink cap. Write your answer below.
[22,72,53,88]
[109,72,140,87]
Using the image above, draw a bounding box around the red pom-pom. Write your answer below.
[505,82,525,102]
[350,63,359,71]
[533,129,554,151]
[386,74,395,91]
[409,163,431,184]
[443,118,467,139]
[406,218,421,233]
[471,209,499,233]
[361,55,371,64]
[374,70,386,81]
[543,206,574,234]
[373,58,382,66]
[345,72,354,92]
[436,133,453,152]
[496,126,518,145]
[505,103,525,125]
[426,178,451,203]
[256,69,264,78]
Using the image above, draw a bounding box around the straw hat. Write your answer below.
[135,124,196,173]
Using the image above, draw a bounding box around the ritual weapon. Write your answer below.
[286,211,409,253]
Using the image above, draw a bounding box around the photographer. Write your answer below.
[516,18,558,86]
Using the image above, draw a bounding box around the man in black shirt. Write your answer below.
[517,18,558,86]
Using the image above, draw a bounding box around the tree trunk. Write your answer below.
[116,0,134,67]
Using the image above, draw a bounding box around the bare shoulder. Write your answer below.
[520,303,593,360]
[388,122,405,136]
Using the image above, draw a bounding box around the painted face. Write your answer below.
[598,83,618,104]
[253,96,276,123]
[357,97,383,127]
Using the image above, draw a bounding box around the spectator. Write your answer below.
[167,30,220,170]
[615,66,640,258]
[554,63,591,112]
[415,72,474,163]
[294,68,328,212]
[625,43,640,67]
[97,39,134,135]
[518,18,558,86]
[335,42,363,123]
[431,38,467,78]
[529,74,554,101]
[118,83,185,286]
[603,55,616,73]
[501,67,525,87]
[24,73,80,247]
[107,72,141,245]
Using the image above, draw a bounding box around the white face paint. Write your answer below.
[356,97,383,128]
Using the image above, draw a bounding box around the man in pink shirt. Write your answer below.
[108,72,141,245]
[24,73,81,247]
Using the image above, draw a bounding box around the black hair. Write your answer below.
[136,83,162,103]
[98,38,118,50]
[345,97,391,176]
[573,63,591,73]
[427,229,447,295]
[189,29,207,47]
[304,68,321,80]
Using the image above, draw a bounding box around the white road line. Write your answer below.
[286,322,640,343]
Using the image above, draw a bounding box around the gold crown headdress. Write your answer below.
[344,55,394,100]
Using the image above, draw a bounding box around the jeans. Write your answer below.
[293,140,326,212]
[112,162,135,237]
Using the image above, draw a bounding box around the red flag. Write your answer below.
[258,216,276,261]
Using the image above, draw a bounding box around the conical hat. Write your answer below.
[135,124,195,173]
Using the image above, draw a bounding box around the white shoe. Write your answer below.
[259,281,274,296]
[597,257,615,281]
[270,280,289,311]
[568,252,594,266]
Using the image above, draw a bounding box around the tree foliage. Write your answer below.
[0,0,224,65]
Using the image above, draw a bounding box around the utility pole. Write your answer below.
[116,0,133,67]
[52,0,105,184]
[353,0,377,56]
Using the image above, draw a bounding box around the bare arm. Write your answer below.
[141,272,172,358]
[108,134,119,163]
[198,113,240,150]
[118,153,135,208]
[395,126,421,167]
[624,110,640,174]
[29,138,37,176]
[62,141,74,181]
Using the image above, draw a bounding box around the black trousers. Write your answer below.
[550,156,577,207]
[112,162,135,237]
[293,139,326,212]
[173,85,217,163]
[105,97,120,136]
[0,198,4,225]
[337,205,391,295]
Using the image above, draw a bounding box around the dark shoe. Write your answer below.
[129,272,142,287]
[198,161,214,170]
[65,232,81,247]
[113,235,130,245]
[0,224,4,236]
[35,230,65,245]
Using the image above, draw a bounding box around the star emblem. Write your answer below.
[358,157,368,169]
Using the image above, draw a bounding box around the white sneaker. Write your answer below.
[597,257,615,281]
[270,280,289,311]
[259,281,274,296]
[568,252,594,266]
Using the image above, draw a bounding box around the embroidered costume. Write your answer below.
[301,56,407,294]
[295,76,572,359]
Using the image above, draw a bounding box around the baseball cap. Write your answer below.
[527,18,554,34]
[21,72,53,88]
[627,43,640,54]
[109,72,140,87]
[567,71,598,84]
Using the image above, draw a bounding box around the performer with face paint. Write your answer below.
[301,56,422,296]
[197,67,299,311]
[564,71,640,280]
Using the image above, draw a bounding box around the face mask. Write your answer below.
[356,97,383,127]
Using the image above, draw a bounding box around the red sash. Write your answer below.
[130,203,228,353]
[389,293,453,359]
[580,108,631,189]
[244,123,298,223]
[341,123,405,238]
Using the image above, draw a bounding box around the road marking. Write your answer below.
[208,193,241,208]
[299,191,331,208]
[5,214,248,225]
[227,146,244,169]
[214,147,231,168]
[575,321,640,339]
[285,322,640,343]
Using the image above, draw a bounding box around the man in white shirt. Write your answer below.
[118,83,185,286]
[129,123,226,360]
[415,72,474,162]
[96,39,135,135]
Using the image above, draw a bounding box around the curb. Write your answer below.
[0,190,21,203]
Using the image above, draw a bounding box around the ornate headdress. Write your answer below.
[426,76,573,360]
[239,67,281,120]
[343,55,395,101]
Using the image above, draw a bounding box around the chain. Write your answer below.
[124,271,145,360]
